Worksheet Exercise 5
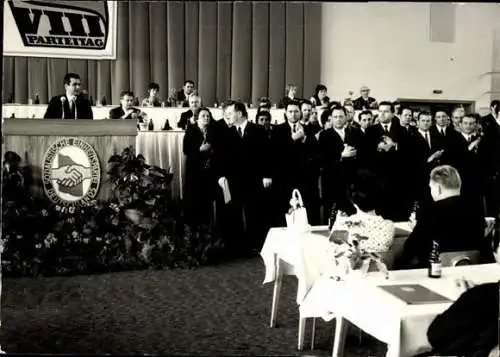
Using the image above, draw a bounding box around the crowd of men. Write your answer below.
[41,73,500,255]
[180,96,500,255]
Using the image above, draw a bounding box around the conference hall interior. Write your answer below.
[1,1,500,356]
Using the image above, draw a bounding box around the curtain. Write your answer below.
[2,1,322,107]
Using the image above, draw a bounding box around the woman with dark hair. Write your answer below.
[310,84,329,108]
[182,107,216,226]
[341,170,395,259]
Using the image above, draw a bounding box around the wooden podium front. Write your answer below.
[3,119,137,200]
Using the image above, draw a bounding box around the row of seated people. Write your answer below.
[41,72,377,120]
[182,97,500,257]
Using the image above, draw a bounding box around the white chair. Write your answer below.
[440,250,481,267]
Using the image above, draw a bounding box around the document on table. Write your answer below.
[379,284,452,305]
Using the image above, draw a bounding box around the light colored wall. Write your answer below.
[321,2,500,110]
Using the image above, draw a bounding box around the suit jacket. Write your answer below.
[108,106,142,120]
[44,94,93,119]
[444,131,483,196]
[216,122,272,199]
[318,126,361,174]
[365,121,409,173]
[398,195,490,268]
[272,122,319,193]
[177,110,195,130]
[353,96,376,110]
[478,118,500,181]
[427,282,499,357]
[175,90,190,107]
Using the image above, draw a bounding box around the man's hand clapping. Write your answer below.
[291,125,306,142]
[341,145,357,158]
[199,142,212,152]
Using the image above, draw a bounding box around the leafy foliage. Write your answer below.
[1,147,224,277]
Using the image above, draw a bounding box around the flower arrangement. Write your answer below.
[327,217,389,280]
[1,147,224,277]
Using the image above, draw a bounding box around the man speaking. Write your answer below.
[44,73,93,120]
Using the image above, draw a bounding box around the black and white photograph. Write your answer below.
[1,1,500,356]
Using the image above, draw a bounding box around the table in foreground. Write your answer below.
[300,263,500,357]
[260,223,412,329]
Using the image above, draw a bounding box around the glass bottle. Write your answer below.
[101,96,107,106]
[162,119,172,130]
[148,118,154,131]
[328,203,339,231]
[34,93,40,105]
[428,240,442,278]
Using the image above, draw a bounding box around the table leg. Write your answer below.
[332,316,348,357]
[311,317,316,350]
[298,317,306,350]
[269,254,283,328]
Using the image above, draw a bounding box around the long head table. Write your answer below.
[2,104,287,128]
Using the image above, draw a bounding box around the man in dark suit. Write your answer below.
[352,85,377,110]
[177,94,201,130]
[214,101,273,253]
[365,101,410,221]
[318,106,362,218]
[407,111,445,214]
[300,100,322,136]
[395,165,492,269]
[480,99,499,131]
[427,279,500,357]
[444,113,484,210]
[430,110,452,148]
[108,90,143,121]
[477,105,500,217]
[44,73,93,119]
[175,80,195,107]
[272,100,320,225]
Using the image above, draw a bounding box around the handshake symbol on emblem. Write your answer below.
[52,165,91,188]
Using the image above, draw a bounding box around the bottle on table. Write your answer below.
[134,97,140,106]
[328,203,339,231]
[162,119,172,130]
[428,240,442,278]
[8,93,14,103]
[34,93,40,105]
[148,118,154,131]
[101,96,107,106]
[90,96,94,106]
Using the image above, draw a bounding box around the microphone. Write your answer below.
[60,96,66,119]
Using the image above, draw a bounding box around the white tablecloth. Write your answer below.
[2,105,287,128]
[301,263,500,357]
[260,222,412,304]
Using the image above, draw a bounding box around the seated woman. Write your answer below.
[182,107,216,226]
[337,170,395,258]
[141,82,161,107]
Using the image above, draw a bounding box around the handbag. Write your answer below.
[285,189,310,232]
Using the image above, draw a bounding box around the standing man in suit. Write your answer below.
[177,94,202,130]
[430,110,452,148]
[273,100,320,225]
[365,101,410,221]
[44,73,93,119]
[215,101,273,253]
[408,112,445,214]
[445,113,484,211]
[480,100,499,131]
[318,106,361,217]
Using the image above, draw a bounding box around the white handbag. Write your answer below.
[285,189,310,232]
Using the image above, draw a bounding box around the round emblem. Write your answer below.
[42,138,101,206]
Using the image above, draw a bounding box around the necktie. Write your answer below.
[383,125,389,134]
[69,97,76,118]
[237,126,243,138]
[425,131,431,148]
[293,124,297,133]
[467,135,472,144]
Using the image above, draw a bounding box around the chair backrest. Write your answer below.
[440,250,481,267]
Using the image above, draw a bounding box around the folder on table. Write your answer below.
[379,284,452,305]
